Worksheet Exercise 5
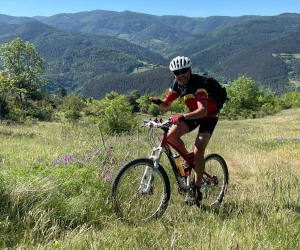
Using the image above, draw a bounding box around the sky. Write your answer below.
[1,0,299,18]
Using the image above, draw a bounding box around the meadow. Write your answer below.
[0,108,299,249]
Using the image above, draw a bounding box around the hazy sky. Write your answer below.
[0,0,299,18]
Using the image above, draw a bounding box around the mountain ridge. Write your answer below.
[0,10,300,97]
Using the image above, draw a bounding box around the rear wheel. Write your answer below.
[201,154,228,206]
[111,158,170,224]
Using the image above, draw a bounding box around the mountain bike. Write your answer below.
[110,119,228,224]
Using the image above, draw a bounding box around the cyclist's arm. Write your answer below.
[183,89,208,120]
[150,86,178,110]
[159,99,172,110]
[149,96,172,110]
[184,99,207,120]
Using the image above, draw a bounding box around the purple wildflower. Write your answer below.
[35,158,43,163]
[83,154,91,162]
[99,164,108,173]
[53,157,63,166]
[277,137,284,142]
[64,155,76,164]
[105,172,114,183]
[93,149,101,155]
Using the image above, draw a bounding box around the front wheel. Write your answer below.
[111,158,170,224]
[201,154,229,206]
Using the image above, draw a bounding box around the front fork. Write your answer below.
[138,146,164,194]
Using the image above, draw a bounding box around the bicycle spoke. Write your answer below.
[111,159,170,224]
[201,154,228,206]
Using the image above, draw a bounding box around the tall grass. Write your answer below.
[0,109,299,249]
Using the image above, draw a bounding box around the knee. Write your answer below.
[194,147,205,157]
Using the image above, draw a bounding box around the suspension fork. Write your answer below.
[138,145,165,194]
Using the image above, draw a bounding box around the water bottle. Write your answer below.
[174,154,185,176]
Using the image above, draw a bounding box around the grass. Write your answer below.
[0,109,300,249]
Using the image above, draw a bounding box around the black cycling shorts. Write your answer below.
[184,117,218,135]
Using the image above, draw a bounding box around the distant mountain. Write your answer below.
[32,16,47,22]
[220,32,300,90]
[0,11,300,96]
[160,13,300,93]
[0,22,20,35]
[0,21,168,93]
[41,10,191,51]
[0,13,38,24]
[40,10,263,51]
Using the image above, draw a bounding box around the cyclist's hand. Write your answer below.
[149,97,162,105]
[171,115,185,124]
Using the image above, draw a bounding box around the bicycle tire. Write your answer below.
[111,158,171,224]
[201,153,229,206]
[148,127,162,147]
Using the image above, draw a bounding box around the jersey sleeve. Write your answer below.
[195,88,208,102]
[165,81,179,102]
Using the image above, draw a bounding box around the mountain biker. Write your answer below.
[149,56,219,206]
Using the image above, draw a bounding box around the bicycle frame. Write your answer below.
[111,120,229,223]
[140,121,190,194]
[141,120,219,194]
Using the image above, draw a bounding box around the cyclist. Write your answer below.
[149,56,219,206]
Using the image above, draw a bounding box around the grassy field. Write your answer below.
[0,109,299,249]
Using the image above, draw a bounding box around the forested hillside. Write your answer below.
[40,10,263,50]
[0,21,167,64]
[0,21,168,93]
[0,11,300,96]
[160,14,300,93]
[0,13,37,25]
[218,32,300,91]
[81,68,173,99]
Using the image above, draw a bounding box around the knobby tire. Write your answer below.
[110,158,170,224]
[201,153,229,206]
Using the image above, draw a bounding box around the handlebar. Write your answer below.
[142,119,172,129]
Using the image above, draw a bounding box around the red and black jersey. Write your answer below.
[165,74,218,119]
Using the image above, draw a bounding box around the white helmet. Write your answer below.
[169,56,192,71]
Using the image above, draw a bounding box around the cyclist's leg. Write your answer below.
[167,122,190,154]
[168,119,202,155]
[193,117,218,187]
[193,132,211,187]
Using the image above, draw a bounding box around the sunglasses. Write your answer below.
[173,67,190,76]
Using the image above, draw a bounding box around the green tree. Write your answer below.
[105,91,119,100]
[0,71,14,122]
[0,38,47,119]
[169,98,187,114]
[104,95,135,134]
[148,103,161,117]
[126,90,140,112]
[59,95,86,122]
[256,91,285,117]
[85,92,136,134]
[136,93,152,113]
[101,94,135,134]
[282,92,300,108]
[58,87,67,98]
[223,76,260,119]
